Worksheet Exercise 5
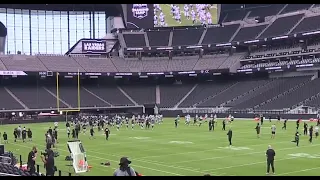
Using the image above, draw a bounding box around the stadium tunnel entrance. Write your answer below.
[144,104,157,115]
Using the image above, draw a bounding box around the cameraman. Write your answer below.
[113,157,136,176]
[27,146,37,174]
[40,148,56,176]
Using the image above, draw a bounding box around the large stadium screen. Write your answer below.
[154,4,218,27]
[126,4,154,29]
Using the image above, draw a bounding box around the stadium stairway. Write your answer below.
[173,84,198,109]
[194,82,239,107]
[221,79,273,107]
[254,76,311,109]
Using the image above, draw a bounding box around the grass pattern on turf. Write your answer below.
[0,119,320,176]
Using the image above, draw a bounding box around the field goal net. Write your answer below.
[67,140,88,174]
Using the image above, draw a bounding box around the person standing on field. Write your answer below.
[266,145,276,175]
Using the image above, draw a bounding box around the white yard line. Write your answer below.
[276,167,320,176]
[175,143,320,165]
[11,142,184,176]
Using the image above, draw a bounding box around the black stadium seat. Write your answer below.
[147,30,170,47]
[123,34,146,48]
[291,15,320,34]
[259,14,304,38]
[233,25,267,41]
[171,28,203,46]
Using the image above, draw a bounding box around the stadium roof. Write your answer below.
[0,4,122,16]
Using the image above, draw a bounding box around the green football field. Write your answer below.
[1,119,320,176]
[156,4,218,27]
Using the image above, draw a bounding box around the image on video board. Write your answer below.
[154,4,218,27]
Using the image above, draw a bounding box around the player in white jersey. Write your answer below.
[206,11,212,24]
[171,4,175,16]
[54,122,58,129]
[175,13,181,23]
[271,124,276,139]
[67,126,70,139]
[199,11,206,25]
[159,12,166,27]
[185,114,190,125]
[154,4,160,12]
[184,4,190,19]
[154,14,158,26]
[191,10,196,24]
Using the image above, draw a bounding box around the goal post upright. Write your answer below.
[56,70,81,122]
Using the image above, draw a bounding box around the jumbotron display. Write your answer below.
[154,4,218,27]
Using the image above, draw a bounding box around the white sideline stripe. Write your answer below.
[11,142,184,176]
[203,153,320,173]
[175,143,320,165]
[138,137,291,160]
[277,167,320,176]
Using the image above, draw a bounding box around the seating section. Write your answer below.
[0,76,319,111]
[291,15,320,34]
[84,85,134,106]
[202,24,240,44]
[233,25,267,41]
[147,31,170,47]
[259,14,304,38]
[167,56,198,72]
[231,76,310,109]
[258,78,320,110]
[172,29,203,46]
[248,4,284,18]
[72,56,117,72]
[123,34,146,48]
[0,163,42,176]
[0,55,47,71]
[121,85,156,105]
[193,54,229,70]
[179,82,235,108]
[223,10,248,22]
[142,57,169,72]
[37,55,85,72]
[159,84,193,108]
[8,86,67,109]
[280,4,312,14]
[198,79,270,107]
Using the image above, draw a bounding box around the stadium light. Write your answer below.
[18,112,23,117]
[51,111,55,114]
[11,112,15,116]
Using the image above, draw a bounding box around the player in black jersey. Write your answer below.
[208,119,213,131]
[296,119,300,130]
[131,118,135,130]
[3,132,8,143]
[255,123,261,138]
[282,119,287,130]
[175,115,179,128]
[193,116,197,126]
[105,127,110,140]
[227,128,232,146]
[309,126,313,143]
[146,119,150,129]
[27,128,32,141]
[303,122,308,135]
[89,127,95,139]
[291,131,300,146]
[222,119,226,131]
[22,128,27,143]
[125,118,129,129]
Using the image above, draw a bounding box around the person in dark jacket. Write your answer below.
[113,157,136,176]
[266,145,276,175]
[227,128,232,146]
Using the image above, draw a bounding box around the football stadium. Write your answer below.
[0,3,320,176]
